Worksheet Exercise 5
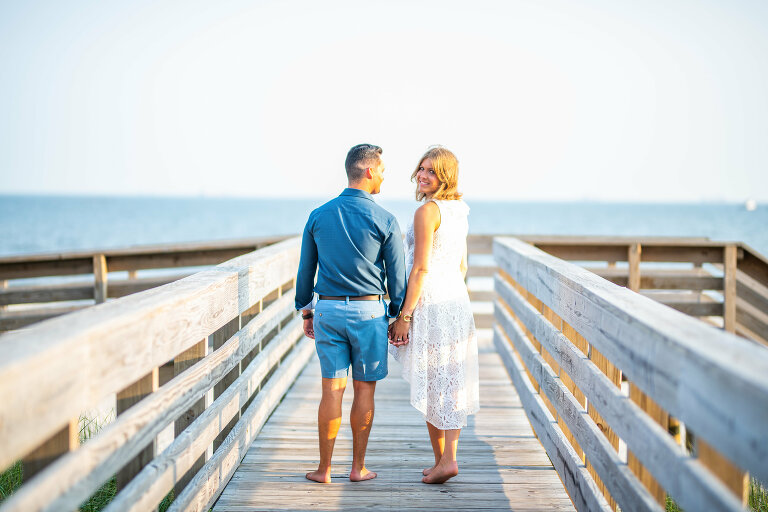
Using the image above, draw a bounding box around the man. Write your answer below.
[296,143,406,483]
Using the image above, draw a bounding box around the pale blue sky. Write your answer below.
[1,0,766,201]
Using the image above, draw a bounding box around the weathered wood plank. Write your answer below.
[174,340,209,497]
[0,236,289,280]
[116,368,159,490]
[215,331,574,512]
[493,326,610,512]
[495,302,659,512]
[494,237,768,486]
[494,274,747,511]
[21,419,78,482]
[0,305,86,331]
[724,245,738,332]
[104,318,305,511]
[170,338,315,512]
[93,254,108,304]
[0,237,300,473]
[0,294,296,512]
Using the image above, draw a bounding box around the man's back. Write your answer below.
[295,188,406,317]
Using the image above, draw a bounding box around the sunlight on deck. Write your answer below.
[214,330,574,512]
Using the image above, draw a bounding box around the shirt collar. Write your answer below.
[340,188,375,202]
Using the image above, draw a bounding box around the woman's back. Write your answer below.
[405,199,470,301]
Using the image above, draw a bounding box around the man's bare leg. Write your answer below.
[422,428,460,484]
[306,376,347,483]
[349,379,377,481]
[423,422,445,476]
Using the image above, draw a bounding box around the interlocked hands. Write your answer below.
[388,317,410,347]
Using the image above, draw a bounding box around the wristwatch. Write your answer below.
[301,311,314,320]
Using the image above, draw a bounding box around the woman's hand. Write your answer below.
[388,317,410,346]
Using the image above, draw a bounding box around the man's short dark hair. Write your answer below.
[345,144,383,182]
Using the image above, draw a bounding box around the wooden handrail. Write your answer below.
[493,236,768,511]
[0,237,311,511]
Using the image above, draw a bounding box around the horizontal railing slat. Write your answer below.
[492,326,611,512]
[0,237,300,471]
[0,293,297,512]
[105,317,305,511]
[493,237,768,486]
[169,337,314,512]
[494,300,661,512]
[495,276,744,511]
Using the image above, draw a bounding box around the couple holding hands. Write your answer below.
[296,144,479,485]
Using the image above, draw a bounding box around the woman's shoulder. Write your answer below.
[413,201,441,230]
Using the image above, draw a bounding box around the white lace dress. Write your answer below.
[389,199,480,429]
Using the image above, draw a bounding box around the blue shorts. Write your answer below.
[313,297,389,381]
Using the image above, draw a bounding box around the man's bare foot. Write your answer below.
[306,469,331,483]
[421,461,458,484]
[349,467,378,482]
[422,465,437,476]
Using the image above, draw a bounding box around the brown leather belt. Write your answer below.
[318,295,381,301]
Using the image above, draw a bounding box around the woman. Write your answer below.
[389,146,480,484]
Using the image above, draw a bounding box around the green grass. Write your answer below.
[0,410,176,512]
[0,461,22,502]
[751,478,768,512]
[666,494,684,512]
[665,478,768,512]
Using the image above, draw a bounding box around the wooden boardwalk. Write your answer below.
[214,330,574,512]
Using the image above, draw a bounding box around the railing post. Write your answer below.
[116,368,159,490]
[213,317,242,450]
[22,419,78,481]
[0,280,6,311]
[628,243,641,292]
[697,438,749,504]
[723,245,737,332]
[174,339,209,496]
[93,254,108,304]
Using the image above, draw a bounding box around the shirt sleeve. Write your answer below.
[295,218,318,310]
[382,218,407,318]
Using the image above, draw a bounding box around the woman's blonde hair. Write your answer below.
[411,146,463,201]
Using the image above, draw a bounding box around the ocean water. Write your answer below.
[1,195,766,258]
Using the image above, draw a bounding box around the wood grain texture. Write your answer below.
[0,236,289,279]
[214,330,575,512]
[494,237,768,486]
[21,419,78,482]
[495,303,659,512]
[93,254,108,304]
[724,245,738,332]
[0,295,297,512]
[104,317,305,511]
[492,327,609,512]
[171,337,315,512]
[116,368,159,491]
[0,237,300,471]
[494,274,746,511]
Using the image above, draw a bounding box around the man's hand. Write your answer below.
[303,316,315,339]
[388,317,410,347]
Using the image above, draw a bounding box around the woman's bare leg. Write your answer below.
[422,428,460,484]
[423,422,445,476]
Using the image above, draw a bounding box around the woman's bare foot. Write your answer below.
[421,461,458,484]
[306,469,331,483]
[422,464,437,476]
[349,467,377,481]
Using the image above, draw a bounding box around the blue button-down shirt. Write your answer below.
[295,188,407,318]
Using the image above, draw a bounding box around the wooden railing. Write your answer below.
[492,237,768,512]
[468,235,768,347]
[0,237,311,511]
[0,236,290,331]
